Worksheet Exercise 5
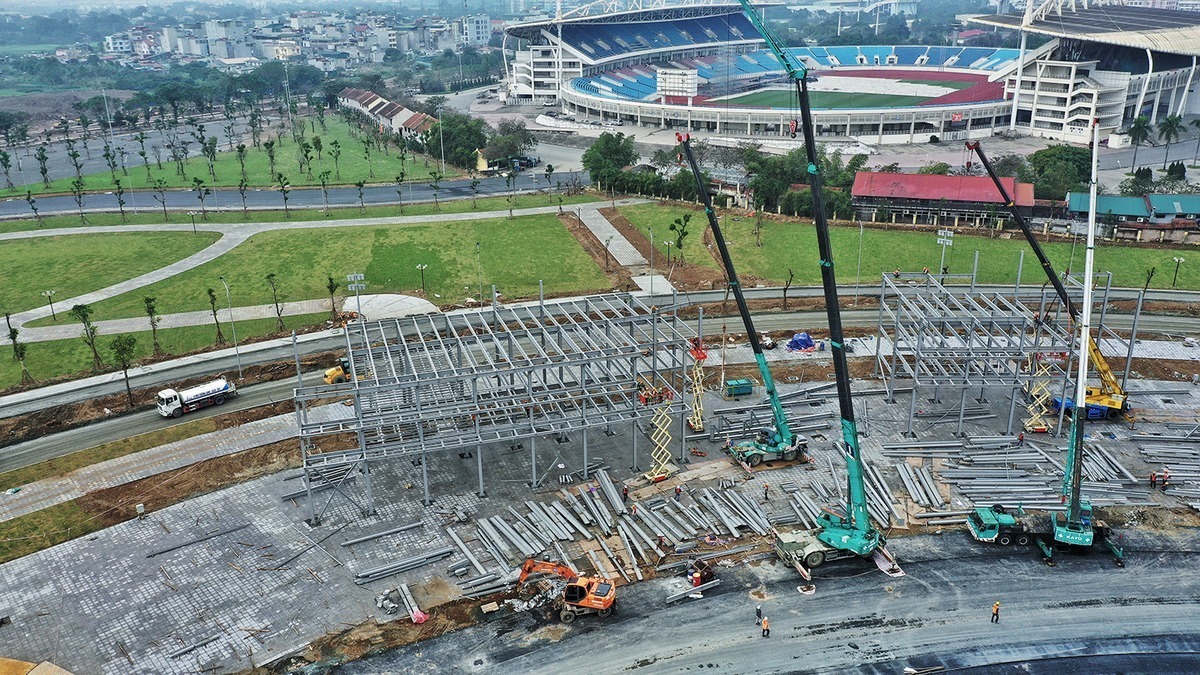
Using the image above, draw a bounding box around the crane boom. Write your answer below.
[732,0,879,555]
[965,141,1127,416]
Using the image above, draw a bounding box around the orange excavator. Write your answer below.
[516,559,617,623]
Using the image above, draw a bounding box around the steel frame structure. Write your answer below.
[294,293,696,524]
[874,272,1117,438]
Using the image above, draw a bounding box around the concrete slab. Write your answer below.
[351,294,439,321]
[629,274,676,295]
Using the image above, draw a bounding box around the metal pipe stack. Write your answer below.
[354,547,455,585]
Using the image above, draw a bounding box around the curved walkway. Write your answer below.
[3,199,650,338]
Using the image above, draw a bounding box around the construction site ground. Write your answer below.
[2,352,1200,673]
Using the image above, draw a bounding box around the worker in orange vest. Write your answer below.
[761,616,770,638]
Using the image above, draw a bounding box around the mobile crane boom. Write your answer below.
[728,0,881,557]
[965,140,1128,419]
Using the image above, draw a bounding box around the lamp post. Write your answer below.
[41,290,57,321]
[854,220,864,306]
[648,226,654,296]
[1172,256,1186,288]
[604,236,613,272]
[475,242,483,303]
[416,264,429,295]
[664,240,674,267]
[188,210,198,235]
[218,276,243,380]
[346,272,365,317]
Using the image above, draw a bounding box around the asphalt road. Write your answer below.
[0,370,321,475]
[336,531,1200,674]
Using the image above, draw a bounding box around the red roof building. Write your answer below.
[851,171,1035,225]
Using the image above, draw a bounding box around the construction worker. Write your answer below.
[675,485,683,501]
[622,485,629,502]
[761,616,770,638]
[893,268,901,278]
[991,602,1001,623]
[922,266,930,275]
[763,483,770,502]
[755,605,762,625]
[1151,471,1158,488]
[630,503,638,517]
[1017,432,1025,447]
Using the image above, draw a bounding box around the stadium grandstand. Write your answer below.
[504,0,1200,146]
[971,1,1200,144]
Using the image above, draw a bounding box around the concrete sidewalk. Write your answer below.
[0,403,350,522]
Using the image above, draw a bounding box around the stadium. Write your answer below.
[503,1,1200,146]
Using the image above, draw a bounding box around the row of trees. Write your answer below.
[3,271,345,401]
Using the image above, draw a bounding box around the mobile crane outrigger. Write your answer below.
[966,123,1124,565]
[672,0,891,577]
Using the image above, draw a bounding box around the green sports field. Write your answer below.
[720,89,933,109]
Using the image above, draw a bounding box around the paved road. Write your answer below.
[337,531,1200,674]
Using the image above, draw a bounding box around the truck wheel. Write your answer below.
[559,609,577,624]
[748,453,763,467]
[782,448,798,462]
[598,606,612,618]
[1106,408,1119,420]
[804,550,825,568]
[1017,535,1031,546]
[333,375,347,384]
[172,408,183,418]
[998,534,1012,546]
[215,395,226,405]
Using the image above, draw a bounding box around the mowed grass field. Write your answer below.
[79,214,611,319]
[3,116,459,198]
[0,192,599,235]
[721,88,932,109]
[0,231,220,315]
[619,205,1200,291]
[0,313,326,389]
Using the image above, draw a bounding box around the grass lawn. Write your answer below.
[620,207,1200,290]
[3,116,461,198]
[0,43,58,56]
[80,214,611,319]
[0,231,220,315]
[721,89,931,109]
[0,417,219,492]
[0,313,327,388]
[0,500,101,565]
[0,192,599,234]
[618,204,720,271]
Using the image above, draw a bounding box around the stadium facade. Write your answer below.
[503,1,1200,145]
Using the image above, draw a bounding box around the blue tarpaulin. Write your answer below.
[786,333,815,351]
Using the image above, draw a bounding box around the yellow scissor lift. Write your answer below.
[1023,353,1056,433]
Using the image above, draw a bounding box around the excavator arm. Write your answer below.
[517,559,579,584]
[965,141,1127,414]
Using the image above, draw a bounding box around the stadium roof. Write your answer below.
[506,3,771,39]
[852,172,1035,208]
[967,6,1200,57]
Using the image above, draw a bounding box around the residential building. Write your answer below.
[461,15,491,46]
[104,33,132,53]
[1065,192,1200,243]
[337,87,438,135]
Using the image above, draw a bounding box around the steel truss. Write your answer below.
[874,272,1117,438]
[294,293,696,524]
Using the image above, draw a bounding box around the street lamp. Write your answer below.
[854,221,864,307]
[218,276,243,380]
[41,289,57,321]
[648,226,654,296]
[187,211,198,235]
[346,272,366,317]
[1172,256,1186,288]
[475,242,484,303]
[416,264,429,295]
[604,236,613,272]
[664,240,674,266]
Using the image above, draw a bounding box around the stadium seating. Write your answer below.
[561,13,758,62]
[826,46,862,66]
[893,46,927,65]
[924,46,958,66]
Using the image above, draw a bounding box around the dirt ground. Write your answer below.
[0,350,340,450]
[559,212,636,291]
[1,90,136,125]
[262,598,481,673]
[602,206,730,290]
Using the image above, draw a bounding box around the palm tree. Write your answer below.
[1157,114,1184,170]
[1128,115,1152,171]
